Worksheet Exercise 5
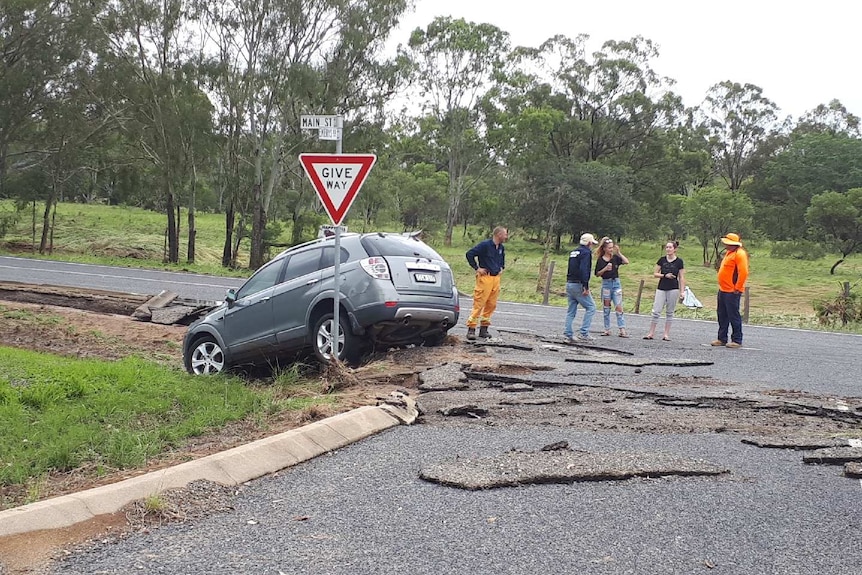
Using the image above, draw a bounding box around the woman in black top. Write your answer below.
[643,241,686,341]
[594,237,629,337]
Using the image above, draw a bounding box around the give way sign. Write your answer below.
[299,153,377,226]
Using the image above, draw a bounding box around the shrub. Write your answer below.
[814,287,862,326]
[770,240,820,260]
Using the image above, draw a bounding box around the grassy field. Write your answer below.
[3,200,861,329]
[0,344,330,508]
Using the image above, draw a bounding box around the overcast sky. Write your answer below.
[389,0,861,120]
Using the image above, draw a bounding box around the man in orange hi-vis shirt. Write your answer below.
[464,226,508,340]
[711,233,749,348]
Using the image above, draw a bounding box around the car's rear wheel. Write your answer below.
[186,336,226,375]
[422,331,448,347]
[312,312,358,365]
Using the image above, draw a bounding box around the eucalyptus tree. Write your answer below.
[95,0,214,263]
[487,33,687,245]
[0,0,101,195]
[700,81,780,191]
[806,188,862,274]
[30,65,119,254]
[793,99,861,138]
[403,17,509,246]
[747,132,862,239]
[681,186,754,265]
[199,0,409,269]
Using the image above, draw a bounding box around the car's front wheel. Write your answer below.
[312,312,358,365]
[185,336,226,375]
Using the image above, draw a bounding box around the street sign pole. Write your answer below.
[333,122,343,361]
[299,119,376,363]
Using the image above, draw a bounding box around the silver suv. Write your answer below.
[183,232,459,374]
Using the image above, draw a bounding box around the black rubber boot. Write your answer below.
[478,326,490,339]
[466,327,477,341]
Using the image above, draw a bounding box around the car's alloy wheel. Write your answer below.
[188,337,225,375]
[313,313,356,364]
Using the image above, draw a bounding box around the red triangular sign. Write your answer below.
[299,153,377,226]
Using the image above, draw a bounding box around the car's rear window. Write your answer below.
[361,234,444,260]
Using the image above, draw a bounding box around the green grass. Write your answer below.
[0,347,330,506]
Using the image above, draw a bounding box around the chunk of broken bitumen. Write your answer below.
[844,462,862,478]
[438,404,489,417]
[802,446,862,465]
[499,397,560,406]
[475,341,534,351]
[741,436,850,450]
[150,305,198,325]
[418,363,469,392]
[500,383,534,392]
[419,450,729,490]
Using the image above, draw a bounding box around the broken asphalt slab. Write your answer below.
[419,447,729,490]
[565,356,714,368]
[802,446,862,465]
[741,435,852,450]
[844,462,862,478]
[418,362,469,392]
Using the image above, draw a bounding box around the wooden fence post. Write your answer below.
[635,279,645,314]
[542,260,555,305]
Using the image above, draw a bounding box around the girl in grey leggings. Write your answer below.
[644,241,686,341]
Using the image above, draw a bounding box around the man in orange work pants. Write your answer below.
[465,226,508,340]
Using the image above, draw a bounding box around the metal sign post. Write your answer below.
[299,116,376,362]
[333,130,342,361]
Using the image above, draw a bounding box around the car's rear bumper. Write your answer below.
[353,301,459,331]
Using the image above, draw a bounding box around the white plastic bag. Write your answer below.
[682,286,703,308]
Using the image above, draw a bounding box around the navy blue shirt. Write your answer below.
[466,238,505,275]
[566,245,593,289]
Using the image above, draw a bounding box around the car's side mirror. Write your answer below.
[225,289,237,308]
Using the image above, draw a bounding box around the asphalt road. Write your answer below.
[0,255,244,301]
[3,256,862,574]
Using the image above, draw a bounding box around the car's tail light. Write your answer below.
[360,257,391,280]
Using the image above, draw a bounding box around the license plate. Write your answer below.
[414,273,436,283]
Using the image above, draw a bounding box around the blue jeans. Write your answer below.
[601,278,626,330]
[717,290,743,344]
[564,282,596,338]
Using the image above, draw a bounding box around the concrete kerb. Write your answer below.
[0,404,405,538]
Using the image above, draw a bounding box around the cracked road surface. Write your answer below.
[39,322,862,575]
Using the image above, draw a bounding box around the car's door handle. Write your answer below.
[306,279,319,285]
[261,296,271,302]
